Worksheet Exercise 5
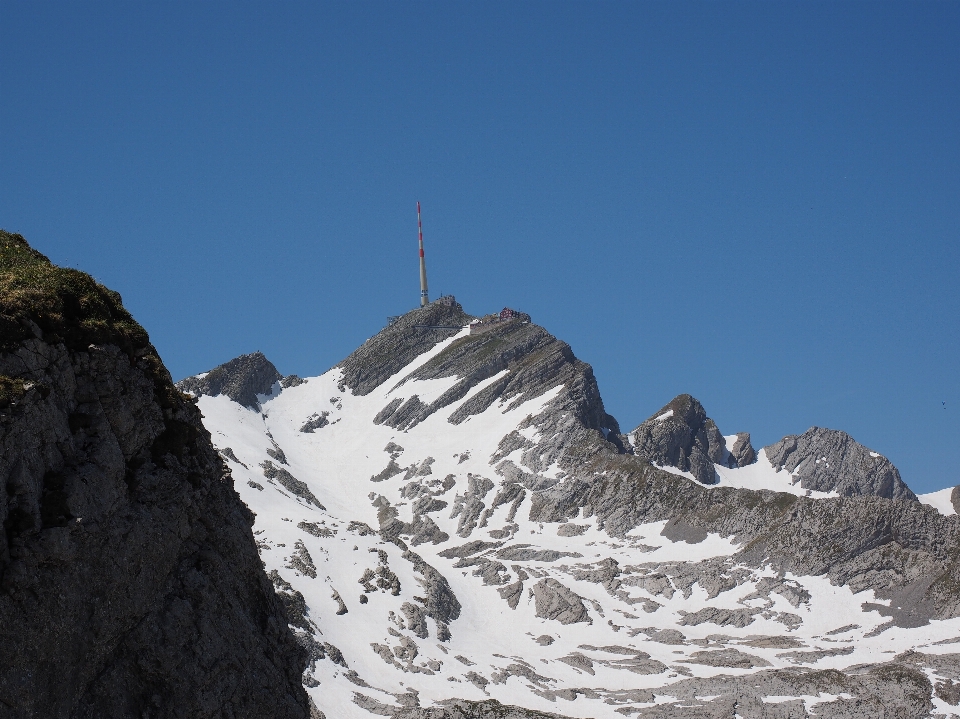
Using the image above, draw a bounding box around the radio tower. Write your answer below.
[417,201,429,307]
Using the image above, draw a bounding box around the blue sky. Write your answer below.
[2,1,958,493]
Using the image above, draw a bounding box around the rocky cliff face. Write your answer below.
[629,394,752,484]
[0,231,311,718]
[763,426,918,501]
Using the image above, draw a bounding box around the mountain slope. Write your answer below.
[0,231,312,719]
[183,302,960,719]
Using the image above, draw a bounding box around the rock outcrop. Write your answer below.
[727,431,756,467]
[0,231,310,718]
[763,426,918,501]
[630,394,754,484]
[177,350,281,408]
[337,301,473,397]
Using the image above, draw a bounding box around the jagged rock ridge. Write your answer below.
[630,394,752,484]
[0,231,311,719]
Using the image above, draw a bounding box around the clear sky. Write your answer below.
[2,2,958,494]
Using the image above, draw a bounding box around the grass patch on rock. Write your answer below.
[0,229,149,354]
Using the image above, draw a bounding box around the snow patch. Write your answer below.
[919,487,957,517]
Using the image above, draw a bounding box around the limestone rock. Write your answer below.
[177,351,281,409]
[531,578,591,625]
[337,302,473,397]
[728,432,757,467]
[763,426,917,500]
[630,394,732,484]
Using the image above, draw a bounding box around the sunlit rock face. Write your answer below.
[762,426,917,501]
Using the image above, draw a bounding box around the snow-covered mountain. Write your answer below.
[179,300,960,719]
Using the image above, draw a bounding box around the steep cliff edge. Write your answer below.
[0,231,311,718]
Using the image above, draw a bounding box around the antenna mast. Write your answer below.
[418,201,429,306]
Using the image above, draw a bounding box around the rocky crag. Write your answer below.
[182,300,960,718]
[0,231,312,718]
[176,350,282,409]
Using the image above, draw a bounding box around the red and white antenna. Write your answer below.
[418,201,429,306]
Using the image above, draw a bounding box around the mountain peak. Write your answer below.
[763,426,917,501]
[178,351,282,408]
[630,393,753,484]
[337,300,473,396]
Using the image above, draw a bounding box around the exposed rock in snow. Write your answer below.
[531,578,591,625]
[728,431,757,467]
[631,394,748,484]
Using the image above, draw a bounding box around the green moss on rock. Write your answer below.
[0,229,150,354]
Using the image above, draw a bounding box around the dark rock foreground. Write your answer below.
[0,231,311,718]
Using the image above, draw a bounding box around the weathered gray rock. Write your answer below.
[437,540,502,559]
[528,453,960,621]
[337,302,473,397]
[494,544,581,562]
[261,459,325,508]
[177,351,281,408]
[612,661,933,719]
[763,426,918,500]
[401,602,429,639]
[287,539,318,578]
[392,698,570,718]
[729,431,757,467]
[630,394,743,484]
[498,580,524,609]
[402,549,461,639]
[300,411,330,433]
[449,474,495,537]
[679,607,759,628]
[530,578,591,625]
[681,648,771,668]
[0,231,310,719]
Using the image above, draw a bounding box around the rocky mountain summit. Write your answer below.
[764,426,917,501]
[630,394,751,484]
[181,298,960,719]
[177,350,282,408]
[632,395,918,501]
[0,231,312,718]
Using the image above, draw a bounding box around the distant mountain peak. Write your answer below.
[177,351,281,408]
[630,393,755,484]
